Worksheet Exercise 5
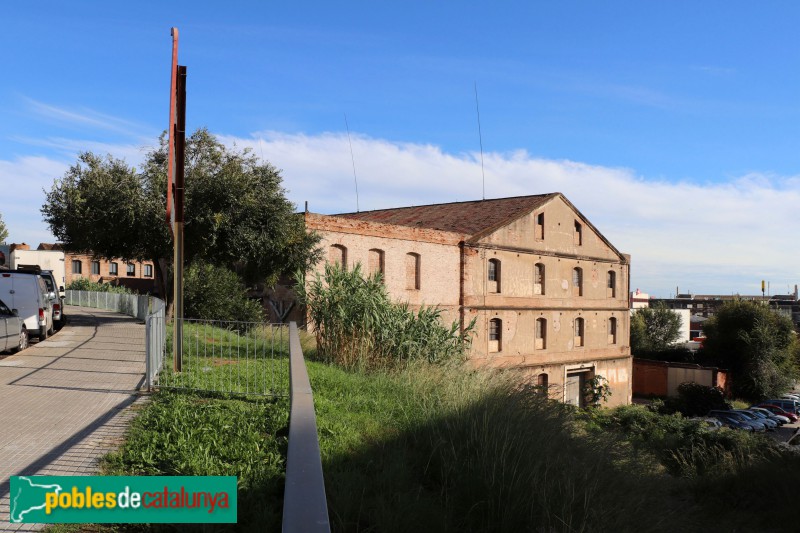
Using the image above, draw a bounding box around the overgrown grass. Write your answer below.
[157,321,295,396]
[313,362,683,532]
[92,325,800,532]
[99,391,288,532]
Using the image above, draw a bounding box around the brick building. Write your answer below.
[36,244,158,295]
[305,193,632,406]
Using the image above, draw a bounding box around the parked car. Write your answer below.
[688,417,724,431]
[16,266,64,329]
[0,271,53,342]
[710,410,768,432]
[756,404,799,422]
[735,409,779,430]
[708,411,756,432]
[0,297,27,353]
[781,394,800,402]
[748,406,789,425]
[764,399,800,415]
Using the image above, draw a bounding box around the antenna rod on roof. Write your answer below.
[344,113,360,212]
[474,82,486,201]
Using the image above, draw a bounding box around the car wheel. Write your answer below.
[13,327,28,353]
[47,320,55,335]
[39,326,48,342]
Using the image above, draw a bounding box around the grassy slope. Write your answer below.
[62,325,800,533]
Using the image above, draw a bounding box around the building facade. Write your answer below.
[306,193,632,407]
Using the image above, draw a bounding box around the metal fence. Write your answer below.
[145,315,290,397]
[65,290,154,321]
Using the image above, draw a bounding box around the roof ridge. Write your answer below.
[333,192,559,216]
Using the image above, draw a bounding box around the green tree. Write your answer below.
[41,129,320,310]
[702,299,799,401]
[184,261,264,323]
[0,212,8,243]
[630,302,683,354]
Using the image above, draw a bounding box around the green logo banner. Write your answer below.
[9,476,237,524]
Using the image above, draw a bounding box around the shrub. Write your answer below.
[66,278,134,294]
[183,261,264,323]
[674,383,730,417]
[296,263,474,369]
[584,403,776,478]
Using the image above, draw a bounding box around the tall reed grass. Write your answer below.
[297,263,474,369]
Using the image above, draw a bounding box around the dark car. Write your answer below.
[735,409,778,430]
[0,297,27,353]
[708,410,767,432]
[708,410,757,432]
[756,404,799,422]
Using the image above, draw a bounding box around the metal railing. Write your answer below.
[145,316,290,397]
[283,321,330,532]
[145,299,166,390]
[65,290,154,321]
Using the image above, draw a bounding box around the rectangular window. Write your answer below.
[109,262,118,275]
[534,264,545,295]
[608,318,617,345]
[127,263,135,277]
[91,261,100,275]
[574,318,584,347]
[368,249,385,279]
[535,213,544,240]
[535,318,546,350]
[406,253,420,290]
[71,260,82,275]
[489,318,502,353]
[144,264,153,278]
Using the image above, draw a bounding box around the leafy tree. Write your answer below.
[184,261,264,323]
[630,302,683,354]
[702,299,799,401]
[42,129,320,311]
[0,212,8,243]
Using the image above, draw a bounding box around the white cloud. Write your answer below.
[3,130,797,298]
[222,131,800,297]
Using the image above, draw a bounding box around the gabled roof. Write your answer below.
[334,194,558,236]
[37,243,63,251]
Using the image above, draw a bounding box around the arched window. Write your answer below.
[572,267,583,297]
[607,270,616,298]
[535,212,545,240]
[489,318,502,352]
[488,258,501,293]
[574,317,585,347]
[537,373,548,388]
[330,244,347,271]
[535,318,547,349]
[608,317,617,345]
[574,220,583,245]
[368,249,385,279]
[534,263,545,295]
[406,252,420,290]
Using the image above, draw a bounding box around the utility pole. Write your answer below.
[167,27,186,372]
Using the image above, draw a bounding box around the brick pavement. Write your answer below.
[0,306,148,531]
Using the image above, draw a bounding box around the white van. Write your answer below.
[0,271,54,342]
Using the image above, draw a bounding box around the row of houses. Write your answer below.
[2,243,158,294]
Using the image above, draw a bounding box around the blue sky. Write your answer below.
[2,2,799,297]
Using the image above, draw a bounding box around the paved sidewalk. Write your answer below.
[0,306,148,531]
